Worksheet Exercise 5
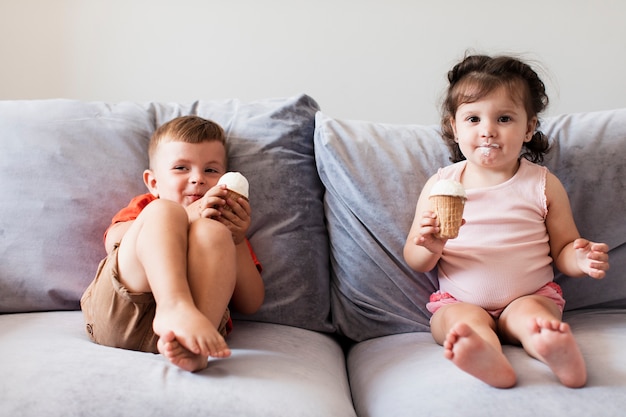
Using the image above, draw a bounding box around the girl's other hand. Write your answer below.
[574,238,610,279]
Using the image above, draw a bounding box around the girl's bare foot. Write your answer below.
[529,318,587,388]
[152,302,231,362]
[444,322,517,388]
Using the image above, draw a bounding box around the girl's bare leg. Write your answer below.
[499,295,587,388]
[431,303,517,388]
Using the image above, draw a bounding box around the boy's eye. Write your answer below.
[499,116,511,122]
[173,166,188,171]
[205,168,219,174]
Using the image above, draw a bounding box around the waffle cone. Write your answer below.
[223,189,248,211]
[429,195,465,239]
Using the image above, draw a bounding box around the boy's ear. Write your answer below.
[143,169,159,198]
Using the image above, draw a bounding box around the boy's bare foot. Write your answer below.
[152,302,231,364]
[529,318,587,388]
[444,322,517,388]
[158,331,210,372]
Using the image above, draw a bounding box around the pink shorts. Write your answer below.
[427,281,565,319]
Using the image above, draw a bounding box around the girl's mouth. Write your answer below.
[479,143,500,156]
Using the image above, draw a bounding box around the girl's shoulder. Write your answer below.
[437,161,466,181]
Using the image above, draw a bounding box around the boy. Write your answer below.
[81,116,264,372]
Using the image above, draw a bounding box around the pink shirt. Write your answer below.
[437,159,554,310]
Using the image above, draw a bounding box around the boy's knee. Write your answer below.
[141,199,187,221]
[189,218,232,246]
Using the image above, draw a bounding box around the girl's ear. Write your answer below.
[143,169,159,198]
[526,116,538,142]
[450,117,458,142]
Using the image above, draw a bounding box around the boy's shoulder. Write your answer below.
[112,193,157,224]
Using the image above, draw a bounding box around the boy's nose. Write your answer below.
[190,173,205,185]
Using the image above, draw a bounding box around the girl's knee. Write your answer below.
[431,303,495,342]
[504,295,561,318]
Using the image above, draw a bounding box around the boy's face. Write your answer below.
[144,138,227,207]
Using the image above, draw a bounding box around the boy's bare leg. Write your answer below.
[499,295,587,388]
[431,303,517,388]
[187,218,236,328]
[117,200,230,370]
[155,216,236,371]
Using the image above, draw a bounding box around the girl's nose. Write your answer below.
[481,121,495,138]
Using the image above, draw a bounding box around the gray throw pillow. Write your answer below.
[315,109,626,342]
[0,95,334,333]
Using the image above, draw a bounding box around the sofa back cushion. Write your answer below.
[315,109,626,342]
[0,100,152,312]
[0,95,333,333]
[542,109,626,311]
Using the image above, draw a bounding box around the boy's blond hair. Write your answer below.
[149,116,226,165]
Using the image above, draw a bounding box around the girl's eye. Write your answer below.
[499,116,511,123]
[173,166,188,171]
[205,168,219,174]
[467,116,480,123]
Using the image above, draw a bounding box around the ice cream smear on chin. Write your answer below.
[480,142,500,156]
[217,172,249,199]
[428,179,467,239]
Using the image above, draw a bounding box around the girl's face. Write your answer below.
[451,86,536,172]
[143,139,227,207]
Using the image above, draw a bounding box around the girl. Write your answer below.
[404,54,610,388]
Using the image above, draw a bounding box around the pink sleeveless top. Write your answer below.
[437,159,554,310]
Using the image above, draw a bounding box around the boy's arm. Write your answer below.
[230,241,264,314]
[545,172,609,279]
[215,195,265,314]
[104,220,134,254]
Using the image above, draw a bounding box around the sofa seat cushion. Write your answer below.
[347,309,626,417]
[0,312,356,417]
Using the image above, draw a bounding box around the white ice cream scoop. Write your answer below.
[217,172,249,198]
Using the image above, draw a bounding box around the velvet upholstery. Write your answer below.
[1,97,625,417]
[0,95,333,332]
[314,109,626,342]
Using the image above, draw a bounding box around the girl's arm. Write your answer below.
[545,172,609,279]
[403,175,447,273]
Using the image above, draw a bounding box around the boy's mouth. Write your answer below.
[187,194,204,203]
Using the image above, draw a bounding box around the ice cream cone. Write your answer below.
[222,189,248,212]
[217,172,250,212]
[428,179,466,239]
[429,195,465,239]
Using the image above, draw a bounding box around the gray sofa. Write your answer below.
[1,95,624,417]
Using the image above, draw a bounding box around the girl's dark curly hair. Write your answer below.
[441,54,550,163]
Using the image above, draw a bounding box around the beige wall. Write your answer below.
[1,0,625,124]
